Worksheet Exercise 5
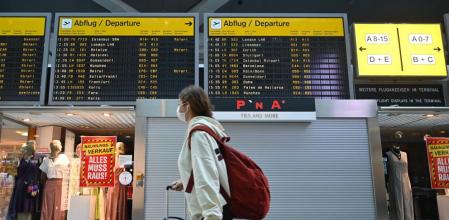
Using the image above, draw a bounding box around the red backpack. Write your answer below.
[185,125,270,220]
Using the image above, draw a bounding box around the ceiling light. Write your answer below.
[66,113,75,116]
[125,136,131,139]
[23,118,30,122]
[21,132,28,137]
[103,113,112,117]
[15,131,22,134]
[441,130,446,134]
[425,114,435,118]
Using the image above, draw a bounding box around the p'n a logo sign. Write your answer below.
[236,99,285,110]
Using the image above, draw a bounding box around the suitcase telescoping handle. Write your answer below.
[164,185,184,220]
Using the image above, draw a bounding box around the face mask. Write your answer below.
[177,105,187,122]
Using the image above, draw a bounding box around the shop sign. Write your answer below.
[426,137,449,188]
[211,97,316,122]
[80,136,116,187]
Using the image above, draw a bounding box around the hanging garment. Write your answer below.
[7,157,41,220]
[40,179,65,220]
[80,187,106,220]
[105,168,127,220]
[387,151,414,220]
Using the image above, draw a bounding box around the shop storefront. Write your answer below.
[0,118,29,219]
[377,107,449,220]
[0,107,135,220]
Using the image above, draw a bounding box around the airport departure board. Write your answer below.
[0,14,50,105]
[205,14,351,111]
[50,14,198,105]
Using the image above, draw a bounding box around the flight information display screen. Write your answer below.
[0,14,50,105]
[50,14,198,105]
[205,14,351,111]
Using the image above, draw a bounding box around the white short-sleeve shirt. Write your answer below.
[39,154,70,179]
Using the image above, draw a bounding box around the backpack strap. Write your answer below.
[188,125,228,150]
[185,125,231,202]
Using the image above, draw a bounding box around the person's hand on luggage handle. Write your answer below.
[171,179,183,191]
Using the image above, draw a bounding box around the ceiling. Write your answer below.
[218,0,449,23]
[378,107,449,142]
[121,0,201,12]
[378,113,449,130]
[0,107,135,134]
[0,0,448,24]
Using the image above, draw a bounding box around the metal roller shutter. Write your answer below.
[144,118,376,220]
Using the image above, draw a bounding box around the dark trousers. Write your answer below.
[222,205,233,220]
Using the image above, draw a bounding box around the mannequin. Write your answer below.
[7,141,41,220]
[39,140,70,220]
[386,131,414,220]
[105,142,127,220]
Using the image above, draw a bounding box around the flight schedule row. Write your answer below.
[0,16,48,104]
[207,36,349,99]
[52,36,195,102]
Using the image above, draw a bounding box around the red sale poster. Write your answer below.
[80,136,116,187]
[426,137,449,189]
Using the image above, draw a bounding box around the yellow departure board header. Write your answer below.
[354,23,447,77]
[208,17,344,37]
[0,17,46,36]
[58,17,195,36]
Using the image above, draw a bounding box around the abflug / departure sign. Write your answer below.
[0,15,49,104]
[206,15,350,112]
[51,15,197,105]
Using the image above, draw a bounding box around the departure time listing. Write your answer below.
[53,16,196,102]
[207,17,350,99]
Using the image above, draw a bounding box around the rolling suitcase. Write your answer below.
[163,185,187,220]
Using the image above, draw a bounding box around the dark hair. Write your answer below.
[179,85,214,118]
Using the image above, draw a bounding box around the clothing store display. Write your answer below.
[39,154,70,179]
[105,168,127,220]
[40,179,65,220]
[7,157,41,220]
[387,150,414,220]
[40,154,70,220]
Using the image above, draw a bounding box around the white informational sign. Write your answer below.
[411,55,435,65]
[213,111,316,122]
[60,163,71,211]
[119,155,133,167]
[67,158,81,210]
[366,34,390,44]
[409,34,432,44]
[367,55,392,65]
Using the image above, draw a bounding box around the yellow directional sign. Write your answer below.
[208,17,344,37]
[0,17,46,36]
[58,17,194,36]
[354,23,447,77]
